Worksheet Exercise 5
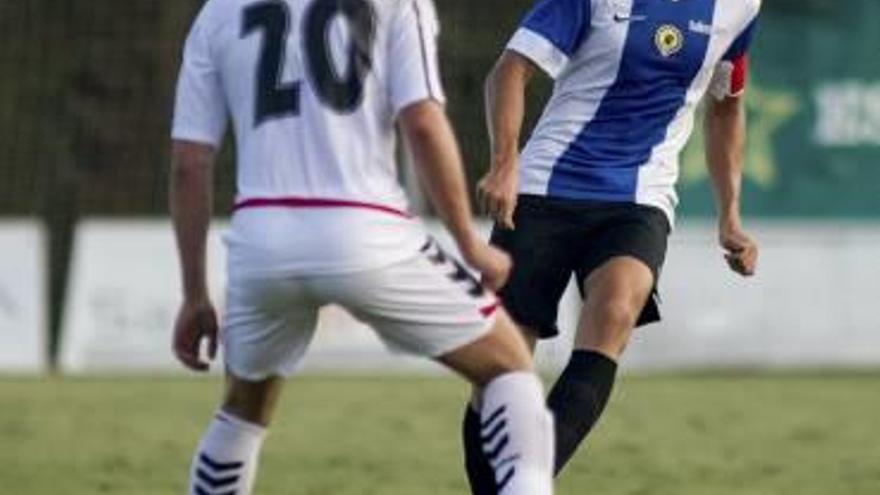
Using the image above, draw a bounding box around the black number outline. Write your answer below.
[303,0,377,114]
[242,0,377,127]
[243,0,301,127]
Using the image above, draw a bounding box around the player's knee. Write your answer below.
[222,374,284,427]
[489,311,535,371]
[592,299,640,335]
[476,342,533,382]
[442,312,534,386]
[576,300,637,357]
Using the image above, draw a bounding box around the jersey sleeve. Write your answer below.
[505,0,591,79]
[171,16,228,147]
[387,0,446,116]
[709,15,759,100]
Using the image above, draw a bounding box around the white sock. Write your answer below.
[481,371,555,495]
[189,411,266,495]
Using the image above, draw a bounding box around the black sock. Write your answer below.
[462,404,497,494]
[547,350,618,474]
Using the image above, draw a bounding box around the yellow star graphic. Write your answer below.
[681,82,801,188]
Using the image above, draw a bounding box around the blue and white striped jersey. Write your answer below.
[507,0,761,224]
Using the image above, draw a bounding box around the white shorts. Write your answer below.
[222,238,500,380]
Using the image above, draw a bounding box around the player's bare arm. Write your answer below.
[705,95,759,277]
[169,140,219,371]
[477,50,537,229]
[399,101,512,290]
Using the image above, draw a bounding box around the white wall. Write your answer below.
[0,220,47,372]
[59,221,227,373]
[58,219,880,374]
[624,222,880,370]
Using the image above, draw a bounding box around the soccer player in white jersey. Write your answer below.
[169,0,556,494]
[464,0,762,490]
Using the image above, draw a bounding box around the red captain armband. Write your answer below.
[709,54,749,100]
[730,54,749,96]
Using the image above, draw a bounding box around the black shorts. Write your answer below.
[490,195,670,339]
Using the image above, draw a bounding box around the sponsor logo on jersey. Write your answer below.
[613,13,647,22]
[655,24,684,57]
[688,20,713,36]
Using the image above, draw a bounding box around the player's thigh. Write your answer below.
[318,240,524,375]
[573,205,669,342]
[583,256,656,322]
[223,275,320,383]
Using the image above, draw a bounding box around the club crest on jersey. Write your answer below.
[655,24,684,57]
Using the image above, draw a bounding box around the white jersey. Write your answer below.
[172,0,445,275]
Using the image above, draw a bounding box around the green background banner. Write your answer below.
[678,0,880,218]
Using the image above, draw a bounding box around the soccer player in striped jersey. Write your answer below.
[169,0,555,493]
[464,0,762,491]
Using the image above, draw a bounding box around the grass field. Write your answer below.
[1,373,879,494]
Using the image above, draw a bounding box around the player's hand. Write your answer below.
[478,163,518,230]
[172,297,219,372]
[462,241,513,292]
[719,221,758,277]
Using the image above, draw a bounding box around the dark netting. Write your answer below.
[0,0,545,219]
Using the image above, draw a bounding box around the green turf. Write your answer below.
[1,373,878,494]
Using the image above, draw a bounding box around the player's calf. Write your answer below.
[479,371,555,494]
[188,375,283,495]
[441,311,555,495]
[189,410,265,495]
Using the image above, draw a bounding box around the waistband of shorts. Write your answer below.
[517,194,641,211]
[517,194,671,231]
[233,197,413,219]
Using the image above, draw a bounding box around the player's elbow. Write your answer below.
[706,95,744,122]
[485,51,535,99]
[171,140,217,179]
[484,58,509,102]
[399,100,448,148]
[485,60,502,100]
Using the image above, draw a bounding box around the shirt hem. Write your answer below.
[171,128,224,147]
[233,196,414,219]
[506,28,569,79]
